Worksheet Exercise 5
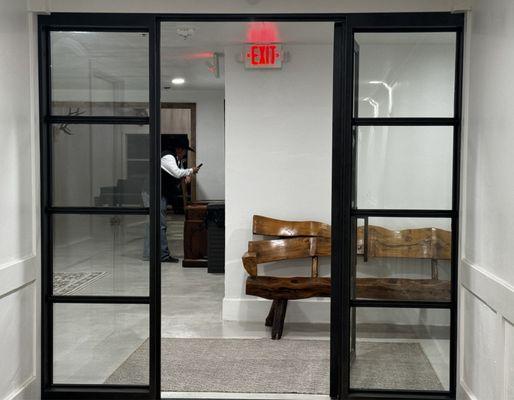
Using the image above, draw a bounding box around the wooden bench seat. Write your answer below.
[242,215,331,339]
[242,215,452,339]
[246,276,331,300]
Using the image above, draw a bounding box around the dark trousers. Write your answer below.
[142,192,170,260]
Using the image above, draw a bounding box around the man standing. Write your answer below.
[142,137,201,262]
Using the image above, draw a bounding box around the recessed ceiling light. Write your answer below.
[176,26,196,40]
[171,77,185,85]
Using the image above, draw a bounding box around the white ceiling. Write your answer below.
[50,24,453,93]
[51,22,334,92]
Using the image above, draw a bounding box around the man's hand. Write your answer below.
[184,175,192,184]
[193,166,201,174]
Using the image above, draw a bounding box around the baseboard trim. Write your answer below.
[3,376,38,400]
[458,380,477,400]
[0,256,37,298]
[222,297,330,323]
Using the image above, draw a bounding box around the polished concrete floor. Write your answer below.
[52,213,449,392]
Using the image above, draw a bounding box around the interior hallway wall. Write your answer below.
[0,1,39,399]
[459,1,514,399]
[223,42,334,323]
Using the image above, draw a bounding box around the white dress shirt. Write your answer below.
[161,154,193,179]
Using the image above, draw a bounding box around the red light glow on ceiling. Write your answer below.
[183,51,215,60]
[246,22,281,43]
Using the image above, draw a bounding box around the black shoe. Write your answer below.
[161,255,179,263]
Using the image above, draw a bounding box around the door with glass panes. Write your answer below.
[39,14,160,400]
[332,13,464,400]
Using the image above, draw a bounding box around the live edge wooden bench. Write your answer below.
[243,215,451,340]
[243,215,331,340]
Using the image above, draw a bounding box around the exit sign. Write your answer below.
[245,44,283,69]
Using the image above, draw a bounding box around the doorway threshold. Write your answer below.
[162,392,330,400]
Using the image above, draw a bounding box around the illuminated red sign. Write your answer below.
[245,44,283,69]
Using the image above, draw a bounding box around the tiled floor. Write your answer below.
[52,213,449,392]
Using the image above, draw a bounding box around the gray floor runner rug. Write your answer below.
[53,272,107,295]
[106,338,442,393]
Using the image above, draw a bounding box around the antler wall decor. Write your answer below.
[58,107,86,135]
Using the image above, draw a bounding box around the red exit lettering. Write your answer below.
[245,44,282,69]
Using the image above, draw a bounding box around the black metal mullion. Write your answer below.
[351,300,452,309]
[48,207,149,215]
[353,118,457,126]
[45,385,150,400]
[148,16,161,400]
[50,296,150,304]
[330,20,344,399]
[39,20,53,391]
[331,18,354,400]
[448,25,464,399]
[348,389,453,400]
[352,209,452,218]
[46,116,150,125]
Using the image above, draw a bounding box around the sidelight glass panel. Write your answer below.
[51,31,149,116]
[51,124,149,207]
[53,303,149,384]
[352,217,451,302]
[356,126,453,210]
[354,32,456,118]
[350,307,450,391]
[53,214,149,296]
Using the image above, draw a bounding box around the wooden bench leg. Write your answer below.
[265,300,278,327]
[271,299,288,340]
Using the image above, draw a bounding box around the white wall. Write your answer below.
[0,1,39,399]
[222,36,457,325]
[459,1,514,399]
[162,90,225,200]
[223,42,334,322]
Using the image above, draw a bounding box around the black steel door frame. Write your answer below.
[38,12,464,400]
[38,13,161,400]
[333,12,464,400]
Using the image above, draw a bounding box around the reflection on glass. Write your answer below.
[350,307,450,391]
[53,303,149,384]
[52,124,149,207]
[353,217,451,302]
[51,31,149,116]
[356,126,453,210]
[53,214,149,296]
[354,32,456,118]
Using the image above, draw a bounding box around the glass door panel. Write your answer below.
[51,124,149,207]
[53,303,150,384]
[53,214,149,296]
[356,125,453,210]
[51,31,150,116]
[354,32,456,118]
[350,307,450,391]
[353,217,452,302]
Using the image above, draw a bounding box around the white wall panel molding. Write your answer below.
[460,258,514,400]
[461,258,514,324]
[0,256,37,299]
[3,376,37,400]
[458,380,477,400]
